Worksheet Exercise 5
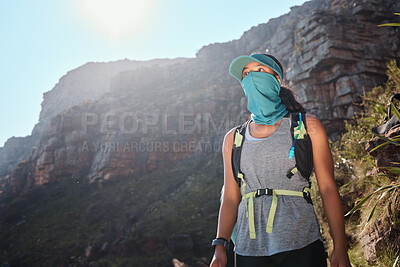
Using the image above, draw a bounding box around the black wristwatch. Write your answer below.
[212,237,230,250]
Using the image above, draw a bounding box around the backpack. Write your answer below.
[230,111,314,238]
[372,93,400,135]
[232,111,313,184]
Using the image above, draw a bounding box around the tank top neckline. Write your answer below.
[245,117,290,142]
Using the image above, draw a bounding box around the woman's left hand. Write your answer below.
[330,247,351,267]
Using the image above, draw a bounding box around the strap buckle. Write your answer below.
[303,190,312,204]
[255,188,273,197]
[286,166,298,179]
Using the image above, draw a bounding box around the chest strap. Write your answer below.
[241,183,312,239]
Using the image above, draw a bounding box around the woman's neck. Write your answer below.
[249,118,283,139]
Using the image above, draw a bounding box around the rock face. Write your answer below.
[0,58,189,179]
[359,220,385,263]
[286,0,399,133]
[0,0,400,265]
[358,192,400,263]
[0,134,40,177]
[33,58,189,136]
[232,0,400,135]
[1,0,400,200]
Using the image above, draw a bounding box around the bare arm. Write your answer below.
[306,115,351,267]
[210,128,242,267]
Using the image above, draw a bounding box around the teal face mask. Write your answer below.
[241,71,288,125]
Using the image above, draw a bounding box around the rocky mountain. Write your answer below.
[0,58,189,178]
[0,0,399,265]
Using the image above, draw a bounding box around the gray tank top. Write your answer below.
[234,117,322,256]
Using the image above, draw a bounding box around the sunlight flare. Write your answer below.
[78,0,154,41]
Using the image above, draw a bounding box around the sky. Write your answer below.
[0,0,307,147]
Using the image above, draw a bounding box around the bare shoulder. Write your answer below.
[305,114,326,138]
[222,127,237,155]
[224,127,236,140]
[306,114,327,143]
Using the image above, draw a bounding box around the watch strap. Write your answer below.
[212,237,230,249]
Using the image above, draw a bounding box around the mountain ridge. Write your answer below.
[1,0,400,265]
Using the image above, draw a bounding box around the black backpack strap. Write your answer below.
[231,120,251,187]
[287,112,314,180]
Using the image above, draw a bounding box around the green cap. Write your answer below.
[229,54,283,83]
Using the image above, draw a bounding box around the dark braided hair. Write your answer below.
[280,86,307,113]
[264,54,307,113]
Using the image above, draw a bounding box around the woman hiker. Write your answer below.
[209,54,351,267]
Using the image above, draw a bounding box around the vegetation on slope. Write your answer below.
[314,60,400,267]
[0,151,223,266]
